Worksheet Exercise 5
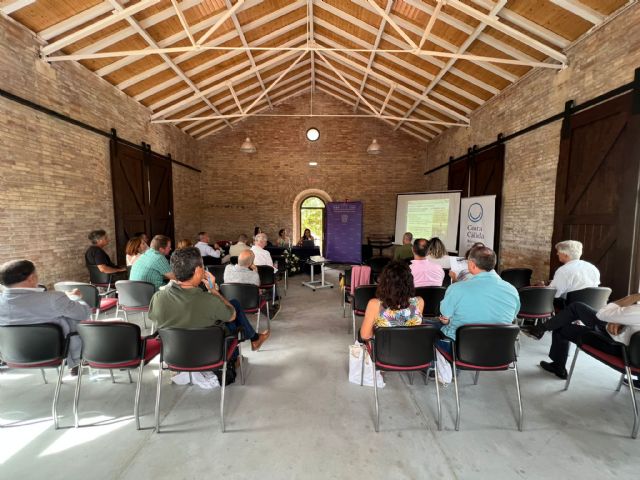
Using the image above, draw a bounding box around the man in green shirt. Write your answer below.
[393,232,414,261]
[130,235,175,290]
[148,247,269,351]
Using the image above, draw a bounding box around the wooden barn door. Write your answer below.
[110,139,175,265]
[551,91,640,299]
[448,144,505,254]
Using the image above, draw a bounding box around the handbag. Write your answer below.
[348,342,385,388]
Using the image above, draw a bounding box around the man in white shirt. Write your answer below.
[523,293,640,384]
[224,250,260,286]
[549,240,600,299]
[251,233,277,273]
[195,232,221,259]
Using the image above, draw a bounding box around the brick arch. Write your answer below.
[292,189,332,243]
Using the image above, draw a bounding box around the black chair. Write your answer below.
[566,287,612,310]
[230,256,239,265]
[0,324,75,429]
[220,283,270,331]
[414,286,447,318]
[367,256,391,282]
[87,264,114,291]
[154,326,241,433]
[202,256,221,266]
[206,265,227,288]
[351,285,377,341]
[54,282,117,320]
[364,325,442,432]
[564,330,639,439]
[115,280,156,329]
[257,265,277,305]
[342,267,353,317]
[442,269,451,287]
[500,268,533,290]
[437,324,523,431]
[75,322,161,429]
[517,286,556,325]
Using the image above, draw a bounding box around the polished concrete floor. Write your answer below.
[1,268,639,479]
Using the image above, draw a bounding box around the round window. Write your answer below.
[306,127,320,142]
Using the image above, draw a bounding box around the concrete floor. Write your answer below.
[1,268,639,479]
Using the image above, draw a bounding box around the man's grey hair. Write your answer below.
[255,232,268,244]
[238,250,254,267]
[468,246,496,272]
[555,240,583,261]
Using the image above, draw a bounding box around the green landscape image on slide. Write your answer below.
[406,198,449,239]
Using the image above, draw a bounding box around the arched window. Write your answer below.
[300,196,325,249]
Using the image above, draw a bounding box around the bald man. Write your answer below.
[223,249,260,286]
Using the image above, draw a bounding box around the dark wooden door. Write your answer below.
[448,144,505,254]
[551,91,640,299]
[110,140,175,265]
[110,141,149,265]
[147,152,174,242]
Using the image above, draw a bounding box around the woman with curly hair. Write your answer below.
[359,260,424,340]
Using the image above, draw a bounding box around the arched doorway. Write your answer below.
[292,189,332,251]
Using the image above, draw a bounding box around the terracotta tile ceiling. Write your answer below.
[1,0,630,142]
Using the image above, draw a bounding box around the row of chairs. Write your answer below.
[0,322,239,432]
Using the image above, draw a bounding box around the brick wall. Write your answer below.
[424,3,640,282]
[0,15,200,287]
[197,91,428,244]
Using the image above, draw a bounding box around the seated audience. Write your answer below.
[224,250,260,286]
[439,245,519,344]
[277,228,291,248]
[548,240,600,300]
[148,247,269,351]
[130,235,175,290]
[0,260,91,374]
[85,229,127,275]
[410,238,445,287]
[125,236,148,266]
[252,233,277,272]
[229,234,251,258]
[176,238,193,250]
[523,293,640,381]
[297,228,314,246]
[360,261,424,340]
[195,232,221,259]
[393,232,414,261]
[426,237,451,269]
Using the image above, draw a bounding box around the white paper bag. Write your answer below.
[171,371,220,389]
[348,342,385,388]
[436,350,452,384]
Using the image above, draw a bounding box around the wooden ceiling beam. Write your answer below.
[37,1,119,41]
[0,0,35,15]
[395,0,508,131]
[353,0,391,112]
[170,0,196,46]
[550,0,605,24]
[40,0,161,56]
[197,0,245,45]
[224,0,272,109]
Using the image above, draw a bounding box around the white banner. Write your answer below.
[458,195,496,253]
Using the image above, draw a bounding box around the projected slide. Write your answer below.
[407,199,450,240]
[395,191,461,253]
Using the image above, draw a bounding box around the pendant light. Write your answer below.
[367,138,381,155]
[240,137,256,153]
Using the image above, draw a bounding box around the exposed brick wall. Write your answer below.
[424,3,640,282]
[0,15,200,287]
[197,91,428,244]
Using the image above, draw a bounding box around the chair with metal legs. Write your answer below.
[114,280,155,329]
[74,322,160,430]
[362,325,442,432]
[0,324,76,429]
[516,286,556,326]
[351,285,377,341]
[414,286,447,319]
[436,324,523,431]
[566,287,612,311]
[220,283,270,332]
[154,326,242,433]
[500,268,533,290]
[564,330,640,439]
[54,282,117,320]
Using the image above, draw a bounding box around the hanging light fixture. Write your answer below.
[367,138,381,155]
[240,137,256,153]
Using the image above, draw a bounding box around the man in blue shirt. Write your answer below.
[439,246,520,342]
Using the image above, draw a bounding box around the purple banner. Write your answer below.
[325,202,362,264]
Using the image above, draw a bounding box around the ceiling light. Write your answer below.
[306,128,320,141]
[309,162,318,166]
[240,137,256,153]
[367,138,381,155]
